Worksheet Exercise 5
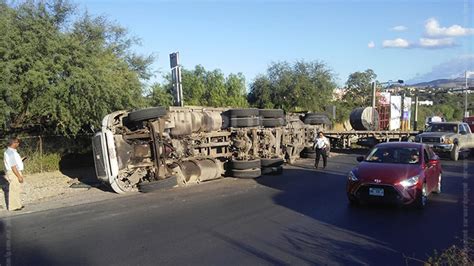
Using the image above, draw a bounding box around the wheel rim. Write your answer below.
[437,174,442,192]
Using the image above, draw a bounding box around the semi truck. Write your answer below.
[92,106,330,193]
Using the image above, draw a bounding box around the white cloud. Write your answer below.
[425,18,474,37]
[367,41,375,48]
[418,38,456,48]
[391,25,407,32]
[382,38,410,48]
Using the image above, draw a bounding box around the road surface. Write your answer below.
[1,153,473,265]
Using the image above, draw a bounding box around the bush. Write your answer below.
[23,152,62,174]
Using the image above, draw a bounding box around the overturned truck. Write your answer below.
[92,107,327,193]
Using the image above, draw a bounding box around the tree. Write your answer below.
[148,83,173,107]
[248,60,337,112]
[0,0,152,136]
[160,65,248,108]
[342,69,377,107]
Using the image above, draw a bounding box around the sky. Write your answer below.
[75,0,474,87]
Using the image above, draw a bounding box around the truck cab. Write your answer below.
[415,122,474,161]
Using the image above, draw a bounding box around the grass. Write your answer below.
[405,239,473,265]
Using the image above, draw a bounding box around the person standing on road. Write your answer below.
[3,136,25,211]
[314,131,330,169]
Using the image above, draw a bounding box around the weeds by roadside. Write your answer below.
[404,239,473,265]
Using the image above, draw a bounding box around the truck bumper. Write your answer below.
[426,143,453,152]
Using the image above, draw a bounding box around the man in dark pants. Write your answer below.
[314,131,330,169]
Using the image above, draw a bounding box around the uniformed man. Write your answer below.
[4,137,25,211]
[313,131,330,169]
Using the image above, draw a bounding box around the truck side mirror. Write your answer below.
[460,130,467,135]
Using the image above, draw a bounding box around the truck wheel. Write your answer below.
[128,107,167,122]
[230,117,260,127]
[231,168,261,179]
[230,159,261,170]
[259,109,284,118]
[414,183,428,209]
[262,166,283,175]
[229,108,259,117]
[433,174,442,194]
[261,118,285,127]
[261,158,284,167]
[303,113,331,125]
[451,144,460,161]
[138,176,178,193]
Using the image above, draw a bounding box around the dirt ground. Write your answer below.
[0,167,118,215]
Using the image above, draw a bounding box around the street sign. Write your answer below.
[170,52,179,69]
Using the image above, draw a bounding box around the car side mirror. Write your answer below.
[356,156,364,162]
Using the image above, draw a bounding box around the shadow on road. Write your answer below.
[0,218,83,265]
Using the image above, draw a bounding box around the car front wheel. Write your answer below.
[414,183,428,209]
[434,174,441,194]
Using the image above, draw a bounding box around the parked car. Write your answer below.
[415,122,474,161]
[346,142,442,208]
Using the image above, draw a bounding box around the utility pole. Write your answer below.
[465,71,473,118]
[371,81,377,129]
[414,96,419,131]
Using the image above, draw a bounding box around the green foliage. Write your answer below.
[148,83,173,107]
[0,0,152,136]
[342,69,377,107]
[23,152,61,174]
[248,60,337,112]
[160,65,248,108]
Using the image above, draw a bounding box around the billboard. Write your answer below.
[390,95,401,130]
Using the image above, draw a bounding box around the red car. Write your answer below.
[346,142,442,208]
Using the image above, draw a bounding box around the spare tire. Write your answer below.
[304,113,331,125]
[229,108,259,117]
[261,118,285,127]
[261,158,284,167]
[128,107,167,122]
[259,109,284,118]
[231,168,261,179]
[230,117,260,127]
[262,166,283,175]
[230,159,261,170]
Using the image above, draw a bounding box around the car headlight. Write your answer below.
[399,175,419,188]
[443,138,453,144]
[348,171,358,181]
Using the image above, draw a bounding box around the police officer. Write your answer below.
[313,131,330,169]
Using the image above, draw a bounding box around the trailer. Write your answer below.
[324,130,419,149]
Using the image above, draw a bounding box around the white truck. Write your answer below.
[92,107,327,193]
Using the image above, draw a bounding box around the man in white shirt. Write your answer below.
[3,137,25,211]
[313,131,330,169]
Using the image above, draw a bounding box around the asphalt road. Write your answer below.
[1,153,473,265]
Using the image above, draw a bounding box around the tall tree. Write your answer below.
[161,65,248,108]
[248,60,337,112]
[0,0,152,136]
[342,69,377,107]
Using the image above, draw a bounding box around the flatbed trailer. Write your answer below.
[324,130,419,149]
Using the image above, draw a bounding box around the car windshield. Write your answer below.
[425,124,458,133]
[365,147,420,164]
